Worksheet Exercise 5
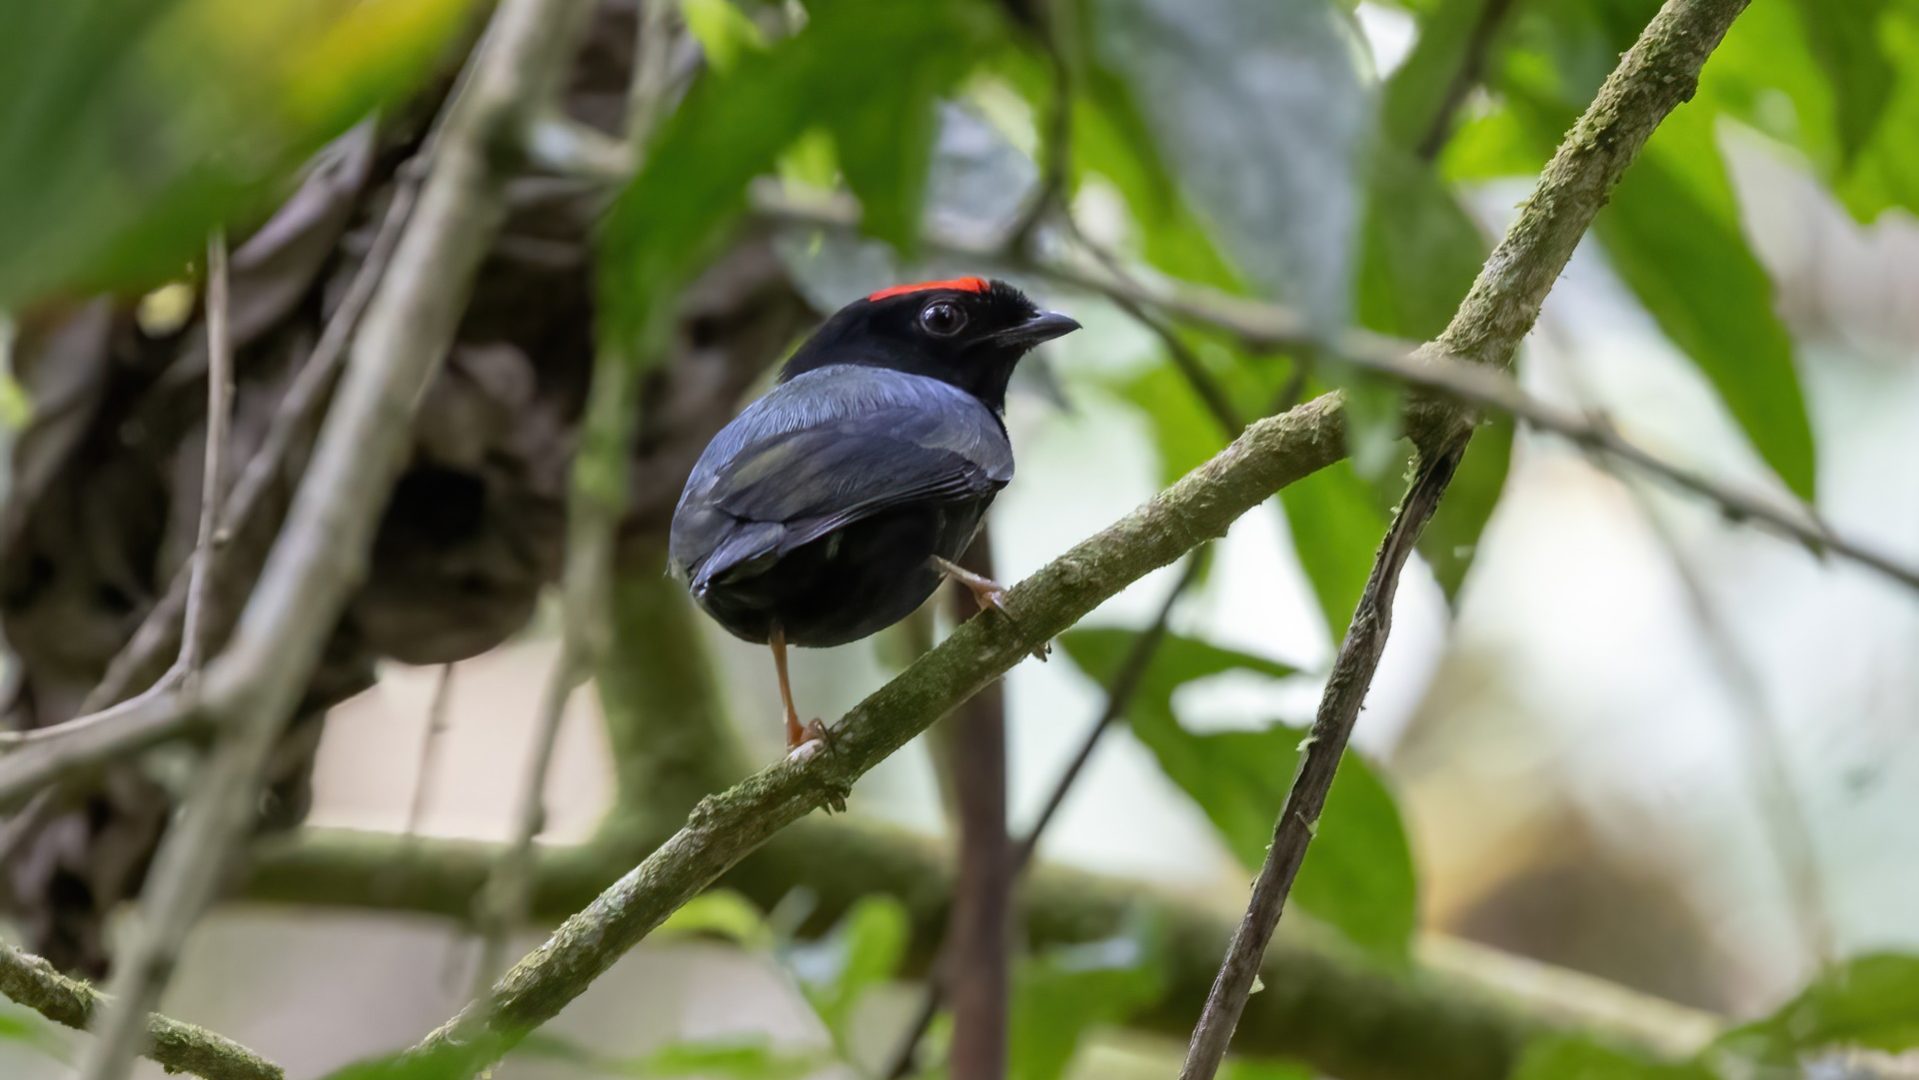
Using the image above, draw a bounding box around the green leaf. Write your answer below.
[1010,931,1165,1080]
[0,1006,68,1060]
[318,1038,508,1080]
[1381,0,1524,155]
[679,0,767,72]
[1496,21,1817,501]
[1279,459,1391,641]
[789,894,910,1039]
[1085,0,1372,325]
[1219,1060,1314,1080]
[0,0,470,308]
[1785,0,1894,165]
[653,889,775,950]
[599,0,997,351]
[1595,134,1817,502]
[1355,148,1486,343]
[1712,953,1919,1067]
[1514,1036,1715,1080]
[519,1032,827,1079]
[1058,629,1416,964]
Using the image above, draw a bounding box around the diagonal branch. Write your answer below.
[1179,1,1759,1074]
[408,388,1352,1065]
[0,943,281,1080]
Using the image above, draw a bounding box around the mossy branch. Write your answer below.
[0,944,282,1080]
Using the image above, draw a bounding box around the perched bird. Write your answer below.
[669,277,1079,750]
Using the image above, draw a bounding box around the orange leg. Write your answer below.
[769,625,827,751]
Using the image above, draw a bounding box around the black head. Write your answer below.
[779,277,1079,411]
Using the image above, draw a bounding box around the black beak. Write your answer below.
[992,310,1081,349]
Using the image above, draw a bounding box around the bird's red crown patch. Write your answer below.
[866,276,989,302]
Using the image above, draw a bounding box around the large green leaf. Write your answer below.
[0,0,470,308]
[598,0,998,351]
[1513,1036,1714,1080]
[1712,953,1919,1068]
[1009,931,1165,1080]
[318,1039,508,1080]
[1084,0,1372,326]
[1595,131,1817,502]
[521,1033,827,1080]
[1785,0,1894,166]
[1498,6,1818,499]
[1059,628,1417,964]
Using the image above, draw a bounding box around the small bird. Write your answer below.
[669,277,1080,751]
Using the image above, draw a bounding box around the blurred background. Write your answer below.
[0,0,1915,1078]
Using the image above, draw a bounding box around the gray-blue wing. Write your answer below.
[669,366,1012,589]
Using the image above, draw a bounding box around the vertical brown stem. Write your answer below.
[938,526,1013,1080]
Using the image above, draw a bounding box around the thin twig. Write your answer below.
[1413,0,1521,161]
[0,943,282,1080]
[1630,480,1838,965]
[1541,333,1836,966]
[1178,2,1758,1073]
[884,549,1209,1079]
[1340,344,1919,593]
[405,664,458,838]
[74,1,599,1076]
[179,231,235,677]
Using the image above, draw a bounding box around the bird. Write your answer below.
[668,276,1080,751]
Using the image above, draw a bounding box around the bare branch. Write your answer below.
[404,664,458,838]
[180,231,235,676]
[0,943,281,1080]
[75,0,599,1075]
[1180,2,1759,1073]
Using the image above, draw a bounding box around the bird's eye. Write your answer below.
[918,300,968,337]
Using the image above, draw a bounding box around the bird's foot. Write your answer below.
[783,720,848,812]
[785,716,832,756]
[932,557,1050,661]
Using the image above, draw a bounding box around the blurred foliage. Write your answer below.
[788,893,911,1044]
[0,1007,67,1062]
[1710,953,1919,1068]
[1512,1036,1714,1080]
[1007,928,1166,1080]
[597,0,1000,356]
[0,0,471,308]
[1059,628,1417,964]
